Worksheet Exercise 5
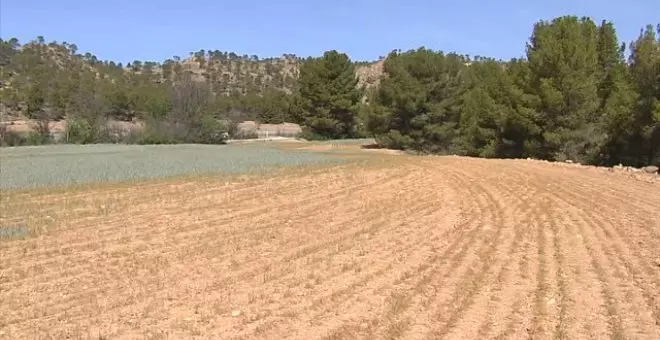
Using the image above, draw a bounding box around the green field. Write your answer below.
[0,143,344,190]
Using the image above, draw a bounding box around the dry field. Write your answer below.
[1,150,660,339]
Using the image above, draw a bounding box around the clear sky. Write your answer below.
[1,0,658,63]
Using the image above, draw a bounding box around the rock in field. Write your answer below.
[642,165,659,174]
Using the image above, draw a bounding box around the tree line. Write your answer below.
[0,37,300,145]
[303,16,660,166]
[1,15,658,166]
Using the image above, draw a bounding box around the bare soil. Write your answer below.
[1,155,659,339]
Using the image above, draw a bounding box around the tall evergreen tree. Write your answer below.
[595,20,638,165]
[366,48,466,152]
[526,16,603,162]
[457,58,540,158]
[627,25,660,165]
[295,50,361,138]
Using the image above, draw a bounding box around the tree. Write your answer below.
[162,59,175,80]
[0,38,20,66]
[65,69,110,143]
[594,20,639,165]
[252,89,293,124]
[2,20,659,156]
[526,16,602,162]
[295,50,361,138]
[9,41,60,132]
[627,24,660,165]
[194,49,206,67]
[365,48,466,152]
[456,58,540,158]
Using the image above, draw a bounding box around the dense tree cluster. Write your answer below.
[1,15,658,166]
[367,17,660,166]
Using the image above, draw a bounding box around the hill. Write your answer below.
[0,37,383,123]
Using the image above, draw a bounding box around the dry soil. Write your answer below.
[1,155,659,339]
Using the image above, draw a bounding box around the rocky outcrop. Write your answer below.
[356,60,385,91]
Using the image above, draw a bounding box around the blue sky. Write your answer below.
[1,0,658,63]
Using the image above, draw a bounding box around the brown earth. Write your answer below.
[1,155,659,339]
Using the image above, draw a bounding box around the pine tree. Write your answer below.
[526,16,602,162]
[457,58,540,158]
[628,25,660,165]
[366,48,466,152]
[296,50,361,138]
[595,20,638,165]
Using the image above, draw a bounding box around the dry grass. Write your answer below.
[1,154,659,339]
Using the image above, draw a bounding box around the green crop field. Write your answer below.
[0,143,343,190]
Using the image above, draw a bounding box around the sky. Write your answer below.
[1,0,658,64]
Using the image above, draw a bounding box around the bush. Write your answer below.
[137,133,181,145]
[136,129,182,145]
[298,127,333,141]
[189,116,229,144]
[26,131,52,145]
[66,118,95,144]
[375,130,414,150]
[122,117,230,145]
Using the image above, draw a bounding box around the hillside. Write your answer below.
[127,53,301,94]
[171,52,384,95]
[0,37,383,121]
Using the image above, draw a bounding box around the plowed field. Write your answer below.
[1,154,659,339]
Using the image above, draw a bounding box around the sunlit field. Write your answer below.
[1,141,659,339]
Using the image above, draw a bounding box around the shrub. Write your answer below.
[136,130,182,145]
[189,116,229,144]
[298,127,333,141]
[26,131,52,145]
[66,118,95,144]
[375,130,414,150]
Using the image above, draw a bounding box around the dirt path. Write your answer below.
[1,156,659,339]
